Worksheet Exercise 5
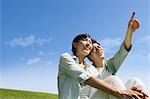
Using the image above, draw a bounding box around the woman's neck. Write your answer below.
[93,58,105,68]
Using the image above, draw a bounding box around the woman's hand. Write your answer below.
[128,11,140,32]
[132,87,149,99]
[118,89,144,99]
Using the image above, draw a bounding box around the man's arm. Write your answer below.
[60,53,91,83]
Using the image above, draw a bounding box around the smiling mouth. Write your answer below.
[84,47,91,51]
[97,53,102,56]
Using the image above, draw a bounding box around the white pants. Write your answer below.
[90,75,149,99]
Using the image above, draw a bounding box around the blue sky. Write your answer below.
[1,0,150,94]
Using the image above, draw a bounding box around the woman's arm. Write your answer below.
[85,76,142,99]
[124,12,140,49]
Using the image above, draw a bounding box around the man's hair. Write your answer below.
[72,33,91,55]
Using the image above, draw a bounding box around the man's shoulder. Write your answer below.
[60,52,74,60]
[61,52,70,57]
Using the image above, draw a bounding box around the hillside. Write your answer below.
[0,88,58,99]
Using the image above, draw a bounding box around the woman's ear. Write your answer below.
[73,42,77,48]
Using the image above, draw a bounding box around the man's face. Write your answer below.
[88,43,104,61]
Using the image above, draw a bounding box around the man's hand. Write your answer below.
[128,12,140,32]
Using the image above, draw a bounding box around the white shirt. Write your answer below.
[57,52,100,99]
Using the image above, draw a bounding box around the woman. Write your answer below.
[87,39,149,99]
[57,33,143,99]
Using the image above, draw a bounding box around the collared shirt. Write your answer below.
[57,53,100,99]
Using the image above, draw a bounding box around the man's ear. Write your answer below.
[73,42,77,48]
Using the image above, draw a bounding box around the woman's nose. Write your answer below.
[99,46,103,50]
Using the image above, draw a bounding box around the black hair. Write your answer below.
[87,38,101,58]
[91,39,100,45]
[72,33,91,55]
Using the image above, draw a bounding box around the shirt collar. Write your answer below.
[72,55,80,64]
[72,54,90,69]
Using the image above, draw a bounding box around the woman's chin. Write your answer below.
[99,55,104,59]
[101,57,104,60]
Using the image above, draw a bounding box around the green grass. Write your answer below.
[0,88,58,99]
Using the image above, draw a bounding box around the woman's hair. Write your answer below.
[91,38,100,45]
[72,33,91,55]
[87,38,101,60]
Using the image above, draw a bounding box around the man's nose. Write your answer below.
[86,42,92,48]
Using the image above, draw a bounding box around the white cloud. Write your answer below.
[141,35,150,43]
[100,37,122,52]
[5,35,35,47]
[26,56,53,66]
[43,60,52,65]
[48,52,54,55]
[139,35,150,47]
[26,57,41,65]
[5,35,52,47]
[20,57,25,60]
[36,38,52,45]
[38,51,54,56]
[38,51,45,56]
[148,53,150,59]
[138,35,150,50]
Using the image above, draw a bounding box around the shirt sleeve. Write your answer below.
[105,43,130,74]
[124,42,132,52]
[59,53,92,84]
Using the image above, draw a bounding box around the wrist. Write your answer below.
[115,89,122,98]
[123,42,132,52]
[127,28,134,33]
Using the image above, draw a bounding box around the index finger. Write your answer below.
[132,87,149,97]
[142,92,149,98]
[130,11,135,21]
[132,87,142,92]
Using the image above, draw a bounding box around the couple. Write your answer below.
[57,12,149,99]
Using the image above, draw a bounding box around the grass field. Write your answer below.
[0,88,58,99]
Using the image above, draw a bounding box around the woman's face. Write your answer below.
[74,37,92,57]
[92,43,104,58]
[88,43,104,61]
